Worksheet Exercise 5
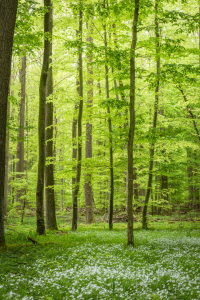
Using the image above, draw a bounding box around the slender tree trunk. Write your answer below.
[45,1,58,231]
[85,13,94,224]
[133,167,139,204]
[12,154,16,204]
[36,0,51,235]
[103,6,114,231]
[159,109,168,207]
[193,150,200,208]
[72,105,78,209]
[4,100,11,217]
[8,91,15,201]
[9,151,12,199]
[16,56,26,207]
[0,0,18,249]
[72,2,83,231]
[62,167,65,209]
[127,0,139,245]
[21,92,29,223]
[187,149,193,206]
[142,1,160,229]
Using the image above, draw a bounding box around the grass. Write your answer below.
[0,217,200,299]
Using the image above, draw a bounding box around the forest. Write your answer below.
[0,0,200,299]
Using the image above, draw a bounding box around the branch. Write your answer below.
[178,84,200,145]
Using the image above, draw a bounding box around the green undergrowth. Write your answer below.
[1,218,200,299]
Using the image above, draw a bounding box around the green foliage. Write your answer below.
[6,0,200,220]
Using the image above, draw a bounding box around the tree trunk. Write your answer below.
[12,154,16,205]
[36,0,51,235]
[16,56,26,207]
[103,4,114,231]
[142,0,160,229]
[72,105,78,210]
[127,0,139,245]
[133,167,139,204]
[45,1,58,231]
[193,150,200,208]
[4,100,11,217]
[187,150,193,207]
[21,91,29,223]
[0,0,18,249]
[159,109,168,209]
[72,2,83,231]
[85,12,94,224]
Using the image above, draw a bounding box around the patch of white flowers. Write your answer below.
[1,229,200,299]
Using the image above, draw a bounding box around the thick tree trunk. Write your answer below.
[85,14,94,224]
[36,0,51,235]
[103,11,114,231]
[72,3,83,231]
[142,1,160,229]
[45,2,58,231]
[16,56,26,207]
[127,0,139,245]
[0,0,18,249]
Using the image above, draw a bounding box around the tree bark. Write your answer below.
[0,0,18,249]
[16,55,26,208]
[187,149,193,206]
[4,100,11,217]
[45,1,58,231]
[142,0,160,229]
[103,3,114,231]
[127,0,139,245]
[36,0,51,235]
[72,2,83,231]
[85,12,94,224]
[72,105,78,209]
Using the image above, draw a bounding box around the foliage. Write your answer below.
[5,0,200,218]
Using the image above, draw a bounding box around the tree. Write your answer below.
[4,99,11,217]
[103,0,114,231]
[16,55,26,207]
[84,5,94,224]
[142,0,160,230]
[72,0,83,231]
[127,0,139,246]
[45,0,58,231]
[0,0,18,249]
[36,0,51,235]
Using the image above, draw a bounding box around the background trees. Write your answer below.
[2,0,200,244]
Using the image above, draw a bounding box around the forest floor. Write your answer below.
[1,215,200,300]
